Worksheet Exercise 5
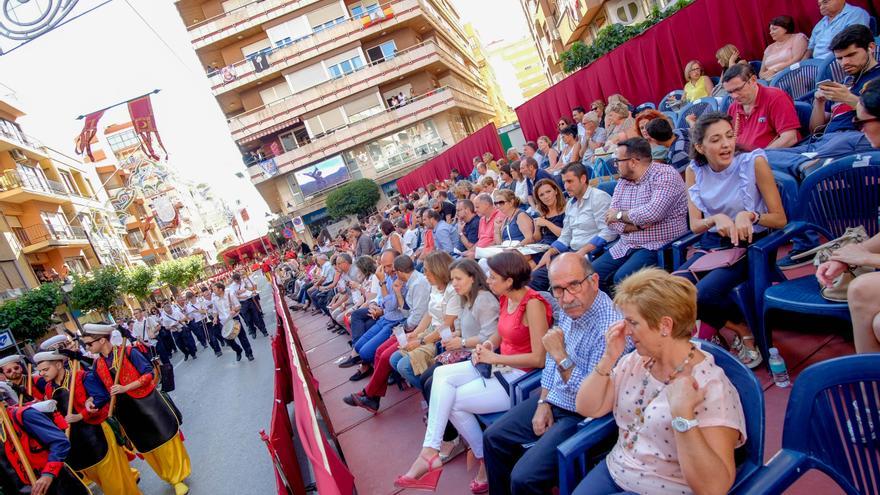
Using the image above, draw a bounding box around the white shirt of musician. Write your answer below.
[185,299,205,323]
[160,307,187,331]
[131,316,157,345]
[212,289,240,323]
[231,277,257,301]
[200,296,217,320]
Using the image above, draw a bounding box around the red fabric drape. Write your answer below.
[514,0,880,141]
[396,123,503,195]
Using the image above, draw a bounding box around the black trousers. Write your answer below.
[172,327,198,357]
[483,395,585,495]
[187,320,209,347]
[225,316,253,357]
[239,298,268,336]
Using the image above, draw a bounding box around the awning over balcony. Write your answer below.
[236,117,299,145]
[396,123,502,195]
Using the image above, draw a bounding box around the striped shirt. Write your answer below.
[609,163,688,259]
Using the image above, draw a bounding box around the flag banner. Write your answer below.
[221,65,237,84]
[259,158,279,178]
[74,110,104,162]
[269,141,283,157]
[251,52,270,73]
[127,95,168,161]
[361,6,394,28]
[240,208,250,222]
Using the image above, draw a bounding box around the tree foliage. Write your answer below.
[121,265,156,301]
[0,283,62,342]
[561,0,692,73]
[156,256,206,290]
[68,266,125,315]
[326,179,381,220]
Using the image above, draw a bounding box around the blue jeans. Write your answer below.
[349,307,375,343]
[591,248,659,294]
[354,316,403,363]
[391,351,421,389]
[572,459,636,495]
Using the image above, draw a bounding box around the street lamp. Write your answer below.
[59,279,84,333]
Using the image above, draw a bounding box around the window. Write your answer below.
[365,40,397,63]
[614,1,641,24]
[126,230,145,247]
[311,17,346,33]
[15,164,48,191]
[0,261,27,301]
[107,130,140,153]
[40,211,71,238]
[170,246,188,259]
[259,82,293,106]
[342,119,444,173]
[241,39,272,59]
[351,3,380,19]
[58,171,79,196]
[279,131,298,152]
[64,257,88,275]
[326,56,364,79]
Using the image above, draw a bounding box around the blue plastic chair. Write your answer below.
[675,97,718,129]
[634,102,656,114]
[659,90,684,112]
[732,354,880,495]
[556,340,765,495]
[477,369,543,427]
[749,154,880,358]
[596,180,616,196]
[770,59,825,102]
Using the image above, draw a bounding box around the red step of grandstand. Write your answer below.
[288,297,852,495]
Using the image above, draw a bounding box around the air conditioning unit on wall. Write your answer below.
[10,149,28,163]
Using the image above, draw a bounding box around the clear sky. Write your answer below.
[0,0,270,237]
[0,0,532,236]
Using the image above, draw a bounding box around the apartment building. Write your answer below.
[0,96,130,301]
[175,0,497,233]
[88,121,236,265]
[485,36,550,102]
[463,24,517,127]
[520,0,677,83]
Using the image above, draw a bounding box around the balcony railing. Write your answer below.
[227,39,483,143]
[186,0,324,48]
[0,169,69,197]
[207,0,478,96]
[248,85,494,183]
[13,224,87,248]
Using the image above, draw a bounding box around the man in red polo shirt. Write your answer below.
[723,63,801,149]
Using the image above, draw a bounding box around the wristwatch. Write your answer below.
[537,399,548,406]
[615,211,624,221]
[557,357,575,372]
[671,416,699,433]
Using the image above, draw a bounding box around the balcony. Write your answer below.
[228,39,483,144]
[13,224,89,254]
[0,169,70,204]
[185,0,324,50]
[248,85,494,184]
[0,123,50,160]
[208,0,479,97]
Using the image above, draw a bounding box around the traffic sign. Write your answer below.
[282,227,294,239]
[0,329,14,351]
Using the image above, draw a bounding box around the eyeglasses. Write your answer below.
[591,106,600,111]
[550,275,593,298]
[610,157,634,166]
[81,339,100,348]
[493,200,507,206]
[725,79,751,95]
[853,116,880,130]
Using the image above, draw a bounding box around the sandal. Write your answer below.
[439,437,466,464]
[394,454,443,491]
[737,336,763,369]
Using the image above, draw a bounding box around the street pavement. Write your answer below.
[130,273,278,495]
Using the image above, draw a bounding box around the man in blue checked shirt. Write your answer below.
[483,253,630,495]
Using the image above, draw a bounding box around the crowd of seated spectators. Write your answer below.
[272,4,880,493]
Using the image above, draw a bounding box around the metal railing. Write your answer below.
[0,169,69,196]
[13,223,87,247]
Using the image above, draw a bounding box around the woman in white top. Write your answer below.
[509,161,530,206]
[538,136,561,173]
[558,125,582,169]
[381,219,408,255]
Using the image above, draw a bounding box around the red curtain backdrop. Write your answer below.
[396,123,503,195]
[514,0,880,141]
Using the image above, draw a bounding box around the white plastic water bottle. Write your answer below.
[768,347,790,388]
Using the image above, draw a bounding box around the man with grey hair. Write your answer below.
[462,193,499,257]
[506,147,521,165]
[581,111,608,165]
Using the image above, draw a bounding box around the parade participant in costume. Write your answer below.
[0,382,92,495]
[211,282,254,362]
[39,335,73,353]
[34,352,141,494]
[80,323,191,495]
[0,355,45,404]
[200,286,225,356]
[230,272,268,338]
[184,291,210,351]
[160,301,198,361]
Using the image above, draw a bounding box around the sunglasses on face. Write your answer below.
[493,200,507,206]
[853,116,880,130]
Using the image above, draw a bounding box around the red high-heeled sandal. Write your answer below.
[394,453,443,491]
[469,479,489,494]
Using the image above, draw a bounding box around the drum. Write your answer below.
[221,318,241,340]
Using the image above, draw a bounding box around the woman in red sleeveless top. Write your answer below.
[396,252,552,494]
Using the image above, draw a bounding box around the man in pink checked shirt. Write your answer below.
[593,137,688,293]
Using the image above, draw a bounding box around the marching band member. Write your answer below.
[80,324,192,495]
[230,272,269,339]
[0,382,92,494]
[0,355,45,404]
[184,291,210,351]
[160,301,198,361]
[34,352,141,494]
[211,282,255,362]
[199,286,225,357]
